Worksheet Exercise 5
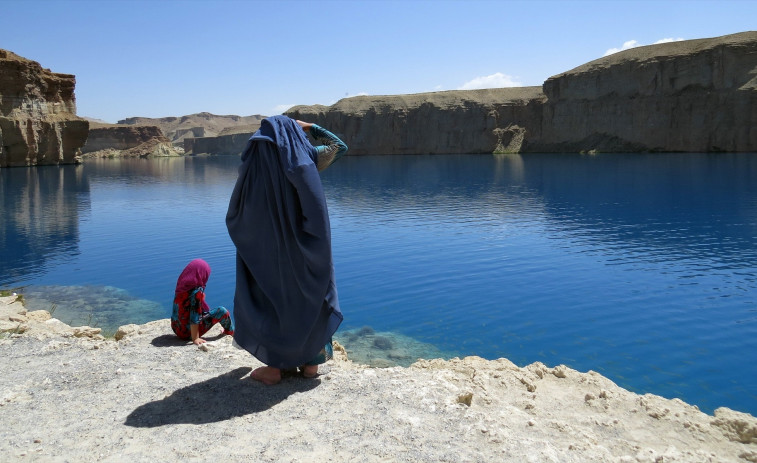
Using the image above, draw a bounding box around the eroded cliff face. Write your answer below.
[287,31,757,154]
[184,132,256,156]
[0,50,89,167]
[537,31,757,152]
[181,121,262,155]
[287,87,546,155]
[81,123,180,158]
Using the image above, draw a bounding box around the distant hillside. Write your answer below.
[117,112,265,146]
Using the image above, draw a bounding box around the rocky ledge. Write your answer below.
[2,295,755,462]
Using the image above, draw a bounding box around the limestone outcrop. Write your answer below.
[2,294,756,462]
[81,123,180,158]
[287,31,757,154]
[0,50,89,167]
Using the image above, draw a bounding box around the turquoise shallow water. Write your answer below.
[1,153,756,416]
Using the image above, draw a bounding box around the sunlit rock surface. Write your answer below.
[1,294,756,462]
[0,49,89,167]
[81,123,180,158]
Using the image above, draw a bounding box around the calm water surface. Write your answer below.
[1,153,756,416]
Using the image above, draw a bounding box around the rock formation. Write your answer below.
[0,50,89,167]
[81,123,180,158]
[2,293,757,462]
[184,131,255,156]
[118,112,264,147]
[289,88,545,155]
[538,31,757,153]
[7,31,752,164]
[287,31,757,154]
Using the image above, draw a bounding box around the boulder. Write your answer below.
[72,326,102,338]
[114,323,140,341]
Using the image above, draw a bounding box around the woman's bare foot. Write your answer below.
[300,365,318,378]
[250,366,282,385]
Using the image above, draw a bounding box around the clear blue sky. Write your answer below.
[2,0,754,123]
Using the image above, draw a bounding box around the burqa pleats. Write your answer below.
[226,116,342,368]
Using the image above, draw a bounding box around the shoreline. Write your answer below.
[2,295,756,462]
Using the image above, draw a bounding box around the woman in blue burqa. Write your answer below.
[226,115,348,385]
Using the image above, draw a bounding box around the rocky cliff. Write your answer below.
[289,88,545,155]
[537,31,757,152]
[182,120,262,155]
[287,31,757,154]
[0,50,89,167]
[81,123,180,158]
[184,131,256,156]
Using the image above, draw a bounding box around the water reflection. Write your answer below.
[83,156,240,186]
[0,165,90,284]
[1,153,756,415]
[518,153,757,265]
[322,152,757,267]
[319,153,757,415]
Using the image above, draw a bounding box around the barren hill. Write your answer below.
[117,112,264,145]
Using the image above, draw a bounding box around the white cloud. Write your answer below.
[604,37,685,56]
[654,37,685,44]
[458,72,523,90]
[273,104,295,114]
[603,40,641,56]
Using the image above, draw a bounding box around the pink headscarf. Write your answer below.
[174,259,211,310]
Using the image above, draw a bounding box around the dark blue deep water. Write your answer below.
[2,153,756,416]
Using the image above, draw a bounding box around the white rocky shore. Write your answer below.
[1,295,756,462]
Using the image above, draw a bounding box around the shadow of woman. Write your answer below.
[124,367,320,427]
[150,333,228,347]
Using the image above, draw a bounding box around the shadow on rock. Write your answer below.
[124,367,320,427]
[150,334,187,347]
[150,333,227,347]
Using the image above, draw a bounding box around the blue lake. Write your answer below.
[1,153,756,416]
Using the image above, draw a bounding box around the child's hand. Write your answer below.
[193,337,206,345]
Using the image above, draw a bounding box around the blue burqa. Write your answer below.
[226,116,343,368]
